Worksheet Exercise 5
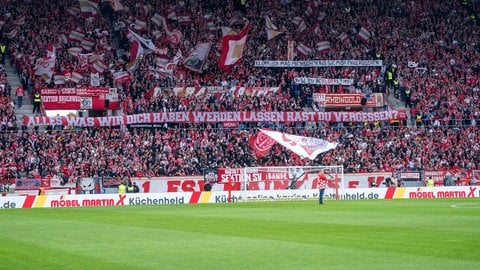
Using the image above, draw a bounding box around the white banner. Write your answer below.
[294,77,354,85]
[255,60,383,67]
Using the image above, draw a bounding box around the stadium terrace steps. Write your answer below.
[5,57,37,126]
[385,92,411,127]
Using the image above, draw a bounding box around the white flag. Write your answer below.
[259,129,337,160]
[90,72,100,86]
[265,16,282,40]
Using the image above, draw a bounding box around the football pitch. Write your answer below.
[0,198,479,270]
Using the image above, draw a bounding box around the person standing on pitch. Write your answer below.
[317,169,328,205]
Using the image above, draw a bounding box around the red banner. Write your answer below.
[23,110,407,127]
[313,93,384,108]
[40,87,120,110]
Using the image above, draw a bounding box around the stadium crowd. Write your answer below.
[0,0,480,182]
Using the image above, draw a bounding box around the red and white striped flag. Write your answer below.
[339,32,349,43]
[177,14,191,25]
[88,53,104,63]
[113,71,133,84]
[296,42,312,57]
[291,17,307,33]
[66,6,80,17]
[54,74,66,85]
[5,29,18,39]
[79,0,99,17]
[357,25,371,41]
[68,46,83,56]
[91,60,107,73]
[13,15,26,26]
[317,40,331,53]
[70,71,84,83]
[81,39,95,51]
[69,30,85,42]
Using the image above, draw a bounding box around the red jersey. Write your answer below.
[317,173,327,189]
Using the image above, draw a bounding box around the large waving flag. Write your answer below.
[265,16,282,40]
[218,22,251,71]
[161,16,183,45]
[34,44,57,82]
[184,42,211,72]
[258,129,337,160]
[34,56,56,82]
[125,41,144,74]
[126,28,158,53]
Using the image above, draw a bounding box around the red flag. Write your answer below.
[248,131,276,158]
[126,41,144,74]
[218,22,250,71]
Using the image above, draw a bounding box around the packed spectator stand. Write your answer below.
[0,0,479,185]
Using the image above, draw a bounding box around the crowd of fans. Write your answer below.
[0,0,480,182]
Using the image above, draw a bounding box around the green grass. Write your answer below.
[1,198,479,270]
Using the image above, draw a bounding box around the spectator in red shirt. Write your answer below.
[317,169,328,205]
[15,85,24,108]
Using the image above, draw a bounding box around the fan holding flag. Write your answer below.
[317,169,329,205]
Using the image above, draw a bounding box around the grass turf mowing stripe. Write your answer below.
[0,198,479,270]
